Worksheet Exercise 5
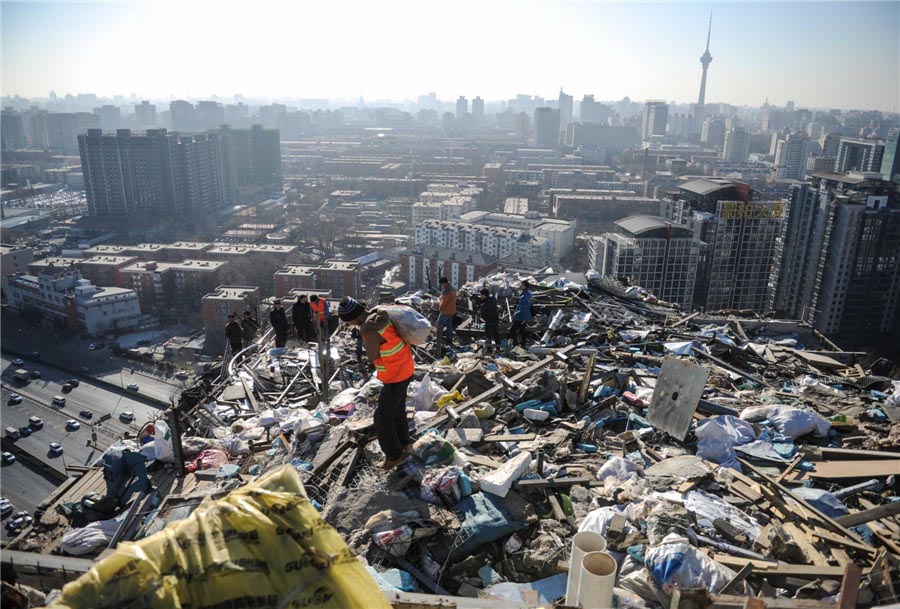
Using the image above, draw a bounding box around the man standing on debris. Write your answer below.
[338,296,414,470]
[510,280,533,347]
[269,299,289,348]
[437,276,457,346]
[309,294,329,340]
[225,313,243,356]
[292,294,314,342]
[241,310,259,345]
[478,287,501,353]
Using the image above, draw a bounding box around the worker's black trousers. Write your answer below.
[484,322,501,348]
[375,376,412,460]
[510,320,528,346]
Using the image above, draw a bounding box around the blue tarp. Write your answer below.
[450,492,526,559]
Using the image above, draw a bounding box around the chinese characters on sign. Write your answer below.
[720,202,785,219]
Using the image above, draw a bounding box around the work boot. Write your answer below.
[381,455,405,470]
[402,444,412,457]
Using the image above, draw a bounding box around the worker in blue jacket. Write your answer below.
[510,280,533,347]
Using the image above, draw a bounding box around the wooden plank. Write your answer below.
[547,494,567,522]
[738,459,870,547]
[782,523,830,567]
[577,352,597,406]
[707,595,839,609]
[483,434,536,442]
[774,455,803,484]
[837,564,861,609]
[835,500,900,528]
[711,555,846,578]
[514,476,603,490]
[811,528,877,555]
[815,447,900,461]
[464,454,503,469]
[720,563,753,594]
[808,459,900,479]
[829,548,851,568]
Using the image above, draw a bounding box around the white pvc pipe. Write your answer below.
[564,531,606,606]
[577,551,617,609]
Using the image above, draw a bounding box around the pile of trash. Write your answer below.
[11,272,899,608]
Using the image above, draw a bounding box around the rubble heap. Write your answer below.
[7,273,899,609]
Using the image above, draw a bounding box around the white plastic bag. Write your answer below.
[645,533,739,594]
[379,304,432,346]
[767,406,831,439]
[695,416,756,470]
[410,374,446,411]
[153,420,174,464]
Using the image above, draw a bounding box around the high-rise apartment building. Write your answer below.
[662,178,782,312]
[641,101,668,141]
[580,95,611,125]
[1,109,26,150]
[769,172,900,346]
[456,96,468,121]
[170,100,196,132]
[134,101,157,129]
[774,131,811,180]
[169,132,228,215]
[533,107,560,148]
[723,127,750,163]
[701,118,725,149]
[835,137,885,173]
[195,101,225,131]
[93,105,123,130]
[591,215,704,309]
[29,112,99,154]
[880,129,900,184]
[471,97,484,124]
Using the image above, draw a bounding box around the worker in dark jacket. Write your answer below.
[241,310,259,343]
[225,313,243,355]
[269,299,289,348]
[292,294,314,341]
[478,288,501,353]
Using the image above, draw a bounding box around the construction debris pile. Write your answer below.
[9,273,900,609]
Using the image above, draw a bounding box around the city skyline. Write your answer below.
[2,1,898,112]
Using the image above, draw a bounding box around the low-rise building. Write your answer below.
[0,243,34,278]
[78,255,139,287]
[400,245,498,290]
[273,259,360,299]
[81,244,130,258]
[120,261,176,311]
[170,259,229,308]
[2,270,142,336]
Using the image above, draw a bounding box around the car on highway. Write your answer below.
[7,394,22,405]
[79,410,93,419]
[62,382,73,393]
[48,442,63,455]
[79,366,90,374]
[29,370,41,379]
[88,343,97,350]
[119,411,135,423]
[29,352,40,359]
[28,416,43,429]
[65,419,81,431]
[5,427,20,440]
[1,452,15,465]
[11,358,24,366]
[126,383,140,391]
[52,395,66,407]
[17,426,31,438]
[0,498,13,517]
[6,511,33,532]
[67,379,80,387]
[175,371,189,380]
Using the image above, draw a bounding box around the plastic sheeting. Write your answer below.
[450,492,526,560]
[46,465,389,609]
[645,533,739,594]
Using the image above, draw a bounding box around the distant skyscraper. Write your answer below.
[723,127,750,163]
[697,13,713,106]
[774,131,811,180]
[195,101,225,131]
[641,101,668,141]
[835,137,885,173]
[558,90,573,137]
[93,105,122,130]
[881,129,900,184]
[533,107,560,148]
[769,173,900,346]
[170,100,196,132]
[456,96,468,121]
[515,112,530,140]
[471,97,484,124]
[701,118,725,149]
[134,101,157,129]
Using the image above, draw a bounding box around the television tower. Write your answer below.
[698,13,713,106]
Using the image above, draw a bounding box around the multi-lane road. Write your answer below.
[1,355,173,541]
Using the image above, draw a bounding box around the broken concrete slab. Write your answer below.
[647,356,709,440]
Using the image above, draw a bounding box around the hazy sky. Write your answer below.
[2,1,898,111]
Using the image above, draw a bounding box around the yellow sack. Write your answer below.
[436,390,464,408]
[47,465,390,609]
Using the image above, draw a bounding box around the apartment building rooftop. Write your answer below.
[204,286,259,300]
[170,259,228,271]
[121,261,178,273]
[80,255,138,266]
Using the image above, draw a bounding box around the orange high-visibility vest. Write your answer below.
[375,321,414,384]
[310,299,326,323]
